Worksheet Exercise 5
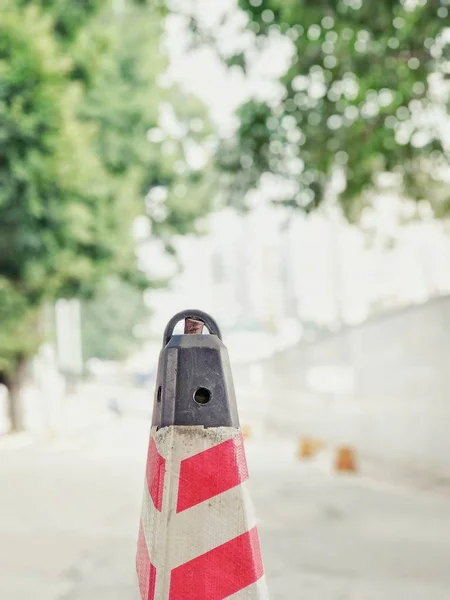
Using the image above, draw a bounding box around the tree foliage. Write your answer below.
[0,0,212,421]
[81,278,149,361]
[213,0,450,219]
[0,1,113,376]
[80,4,213,243]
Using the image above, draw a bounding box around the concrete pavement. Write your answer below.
[1,416,450,599]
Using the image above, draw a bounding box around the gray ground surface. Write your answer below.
[1,414,450,600]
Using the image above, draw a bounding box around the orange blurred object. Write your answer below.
[297,437,315,459]
[297,437,326,460]
[335,446,358,473]
[241,425,252,440]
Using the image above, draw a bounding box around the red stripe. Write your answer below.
[169,527,264,599]
[136,523,157,600]
[146,436,165,511]
[176,434,248,513]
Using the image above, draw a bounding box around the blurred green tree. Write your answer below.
[0,0,212,430]
[212,0,450,219]
[78,2,213,242]
[76,3,214,361]
[81,278,149,362]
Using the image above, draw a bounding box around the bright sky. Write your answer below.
[165,0,293,136]
[144,3,450,334]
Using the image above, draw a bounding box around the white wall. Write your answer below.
[145,205,450,340]
[244,296,450,477]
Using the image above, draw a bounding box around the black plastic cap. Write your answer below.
[152,312,239,429]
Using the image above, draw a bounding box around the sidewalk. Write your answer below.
[1,416,450,599]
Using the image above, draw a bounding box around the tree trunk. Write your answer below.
[6,360,28,433]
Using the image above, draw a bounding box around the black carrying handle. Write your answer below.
[163,309,223,346]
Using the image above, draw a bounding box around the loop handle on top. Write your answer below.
[163,309,222,346]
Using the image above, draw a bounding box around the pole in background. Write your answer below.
[55,299,83,377]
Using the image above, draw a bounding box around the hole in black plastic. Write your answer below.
[157,386,162,403]
[193,387,211,405]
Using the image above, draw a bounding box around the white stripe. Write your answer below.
[152,425,242,460]
[157,428,180,598]
[140,486,160,564]
[226,576,270,599]
[167,480,257,568]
